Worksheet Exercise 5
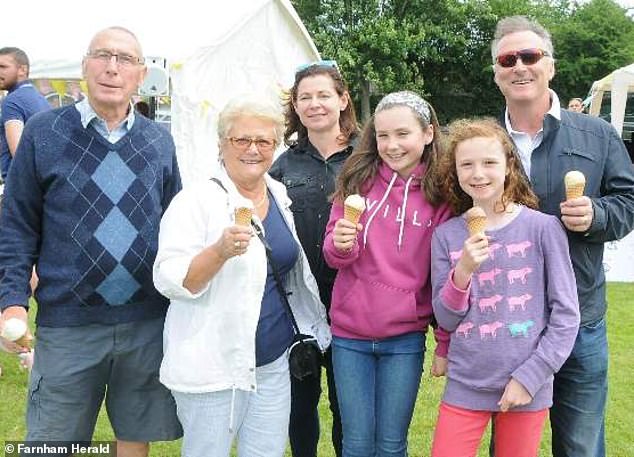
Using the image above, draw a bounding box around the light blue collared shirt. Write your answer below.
[504,89,561,180]
[75,97,136,144]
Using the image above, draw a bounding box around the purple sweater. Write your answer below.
[324,162,452,355]
[431,206,580,411]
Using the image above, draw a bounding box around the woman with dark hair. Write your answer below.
[269,61,359,457]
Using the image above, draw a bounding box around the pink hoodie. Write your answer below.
[323,162,452,355]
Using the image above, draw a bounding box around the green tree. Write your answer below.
[549,0,634,103]
[295,1,433,120]
[291,0,633,122]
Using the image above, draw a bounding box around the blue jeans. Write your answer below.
[332,332,425,457]
[550,318,608,457]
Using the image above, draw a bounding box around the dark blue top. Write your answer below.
[1,80,50,179]
[0,104,182,326]
[255,192,298,366]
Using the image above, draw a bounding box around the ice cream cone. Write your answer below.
[465,206,487,236]
[564,170,586,200]
[344,194,366,225]
[14,333,33,349]
[234,207,253,226]
[1,318,32,349]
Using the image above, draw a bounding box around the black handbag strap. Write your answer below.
[210,177,301,335]
[250,218,302,336]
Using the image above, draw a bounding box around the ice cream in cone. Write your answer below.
[234,198,254,226]
[465,206,487,236]
[234,207,253,226]
[1,318,32,349]
[344,194,366,225]
[564,170,586,200]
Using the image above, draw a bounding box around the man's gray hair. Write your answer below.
[491,15,554,63]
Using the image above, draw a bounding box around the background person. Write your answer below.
[491,15,634,457]
[0,47,50,182]
[153,95,331,457]
[0,27,183,457]
[323,91,452,457]
[430,118,579,457]
[567,97,584,113]
[269,60,359,457]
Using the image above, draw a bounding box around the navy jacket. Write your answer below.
[269,138,353,308]
[501,109,634,324]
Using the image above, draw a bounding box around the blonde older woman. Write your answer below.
[153,96,331,457]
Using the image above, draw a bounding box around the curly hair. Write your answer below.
[441,117,538,215]
[283,64,359,146]
[332,93,445,207]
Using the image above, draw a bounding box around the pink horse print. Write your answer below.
[479,321,504,339]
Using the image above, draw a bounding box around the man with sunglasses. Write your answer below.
[0,27,182,455]
[491,15,634,457]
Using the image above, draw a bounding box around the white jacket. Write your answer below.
[153,168,331,393]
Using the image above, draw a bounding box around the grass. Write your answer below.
[1,283,632,456]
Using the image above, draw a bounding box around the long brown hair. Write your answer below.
[283,64,359,146]
[333,92,445,206]
[441,117,538,215]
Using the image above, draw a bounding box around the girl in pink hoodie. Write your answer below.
[323,91,452,457]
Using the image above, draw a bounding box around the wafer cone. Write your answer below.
[465,206,487,236]
[344,206,364,225]
[344,194,366,225]
[234,207,253,226]
[14,333,33,349]
[564,170,586,200]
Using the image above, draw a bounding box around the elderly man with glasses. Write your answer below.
[489,15,634,457]
[0,26,182,456]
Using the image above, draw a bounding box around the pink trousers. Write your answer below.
[431,402,548,457]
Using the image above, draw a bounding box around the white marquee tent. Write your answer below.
[0,0,320,185]
[588,62,634,136]
[588,63,634,283]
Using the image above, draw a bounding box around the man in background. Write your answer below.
[0,47,50,182]
[567,97,584,112]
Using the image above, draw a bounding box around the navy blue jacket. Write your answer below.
[269,138,353,308]
[501,109,634,324]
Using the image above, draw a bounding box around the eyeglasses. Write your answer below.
[295,60,338,74]
[227,137,277,152]
[86,49,145,67]
[495,48,551,68]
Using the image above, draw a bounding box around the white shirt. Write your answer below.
[153,167,331,393]
[504,89,562,180]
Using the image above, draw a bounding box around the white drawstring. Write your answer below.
[363,172,398,248]
[397,175,415,250]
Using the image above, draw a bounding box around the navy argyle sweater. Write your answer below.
[0,105,182,326]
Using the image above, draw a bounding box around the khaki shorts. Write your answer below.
[26,317,182,442]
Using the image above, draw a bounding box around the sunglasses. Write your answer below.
[495,48,551,68]
[295,60,338,74]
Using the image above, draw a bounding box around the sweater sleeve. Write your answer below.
[511,216,580,397]
[162,136,182,212]
[322,200,360,268]
[431,227,470,332]
[583,127,634,244]
[0,122,42,310]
